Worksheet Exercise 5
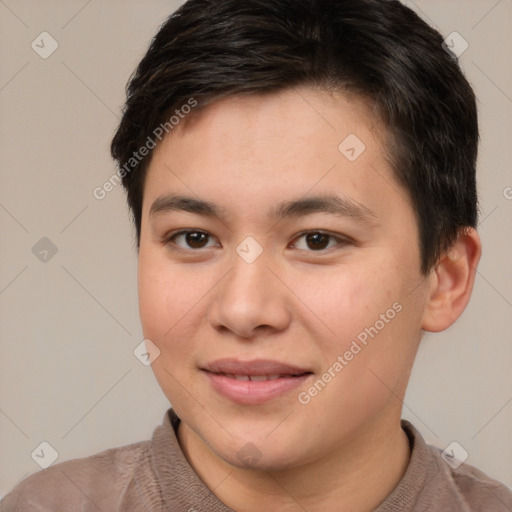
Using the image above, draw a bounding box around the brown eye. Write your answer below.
[292,231,349,252]
[185,232,208,248]
[167,230,217,250]
[305,232,330,250]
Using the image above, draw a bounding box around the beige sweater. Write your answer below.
[2,408,511,511]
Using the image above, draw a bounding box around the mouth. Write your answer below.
[201,358,313,405]
[214,373,308,381]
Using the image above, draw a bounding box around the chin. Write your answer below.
[207,428,314,473]
[221,446,302,472]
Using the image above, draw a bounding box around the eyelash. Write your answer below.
[163,229,352,253]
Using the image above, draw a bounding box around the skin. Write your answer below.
[137,86,481,511]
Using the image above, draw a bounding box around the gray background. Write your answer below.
[1,0,511,496]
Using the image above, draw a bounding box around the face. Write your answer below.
[138,87,431,470]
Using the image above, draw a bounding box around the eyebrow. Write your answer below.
[149,193,378,225]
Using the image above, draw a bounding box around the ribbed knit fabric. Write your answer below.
[2,408,511,511]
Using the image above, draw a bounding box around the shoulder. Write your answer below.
[0,440,151,511]
[427,444,512,511]
[390,421,512,511]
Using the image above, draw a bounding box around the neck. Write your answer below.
[177,412,411,512]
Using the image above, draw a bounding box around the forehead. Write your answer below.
[143,87,409,224]
[172,87,387,157]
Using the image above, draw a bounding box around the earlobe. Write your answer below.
[421,228,482,333]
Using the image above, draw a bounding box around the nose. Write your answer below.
[207,248,292,339]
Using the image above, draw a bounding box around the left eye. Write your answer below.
[292,231,347,251]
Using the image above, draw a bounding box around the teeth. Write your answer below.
[249,375,267,381]
[222,373,287,381]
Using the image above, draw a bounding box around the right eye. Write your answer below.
[165,230,220,250]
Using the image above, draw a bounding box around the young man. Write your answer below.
[2,0,511,510]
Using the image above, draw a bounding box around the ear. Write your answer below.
[421,228,482,333]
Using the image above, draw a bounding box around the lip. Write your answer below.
[201,358,313,405]
[203,358,311,376]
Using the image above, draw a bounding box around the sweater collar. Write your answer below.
[151,408,234,511]
[150,408,434,511]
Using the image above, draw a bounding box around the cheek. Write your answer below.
[294,260,396,352]
[299,258,420,394]
[137,251,166,338]
[137,249,201,406]
[137,248,213,365]
[137,249,188,349]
